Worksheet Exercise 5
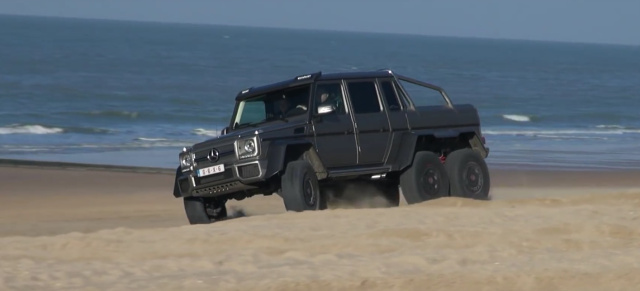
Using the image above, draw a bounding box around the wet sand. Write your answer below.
[1,163,639,290]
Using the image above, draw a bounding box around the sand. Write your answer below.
[1,163,639,290]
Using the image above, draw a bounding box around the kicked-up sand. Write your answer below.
[0,163,639,291]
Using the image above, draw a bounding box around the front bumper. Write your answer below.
[173,159,268,198]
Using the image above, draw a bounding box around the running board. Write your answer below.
[327,166,392,178]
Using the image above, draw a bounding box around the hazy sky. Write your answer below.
[1,0,639,45]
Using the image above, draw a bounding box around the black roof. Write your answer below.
[234,69,397,101]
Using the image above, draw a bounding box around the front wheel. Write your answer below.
[183,197,228,225]
[445,148,491,200]
[280,160,326,211]
[400,151,450,204]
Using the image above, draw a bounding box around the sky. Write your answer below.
[1,0,639,46]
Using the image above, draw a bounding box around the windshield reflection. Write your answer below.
[232,85,310,129]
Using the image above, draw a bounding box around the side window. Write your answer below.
[379,80,402,111]
[347,81,381,114]
[314,82,346,114]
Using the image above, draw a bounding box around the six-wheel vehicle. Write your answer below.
[173,69,490,224]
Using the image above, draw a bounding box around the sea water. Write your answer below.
[1,15,639,170]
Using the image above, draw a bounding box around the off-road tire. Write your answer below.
[281,160,325,211]
[445,148,491,200]
[400,151,450,204]
[183,197,228,224]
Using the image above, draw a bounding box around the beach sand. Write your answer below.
[1,163,639,290]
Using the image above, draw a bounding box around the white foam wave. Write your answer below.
[535,134,609,140]
[484,128,640,136]
[193,128,220,137]
[135,137,169,142]
[0,124,64,135]
[89,110,139,118]
[596,124,626,129]
[1,141,191,152]
[502,114,532,122]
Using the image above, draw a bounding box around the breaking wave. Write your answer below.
[502,114,533,122]
[193,128,220,137]
[0,124,112,135]
[595,124,627,129]
[483,128,640,138]
[1,140,191,153]
[0,124,64,135]
[80,110,140,119]
[134,137,169,142]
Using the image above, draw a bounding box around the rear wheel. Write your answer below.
[183,197,228,225]
[400,151,450,204]
[445,148,491,200]
[281,160,326,211]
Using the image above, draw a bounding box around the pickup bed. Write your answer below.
[173,69,490,224]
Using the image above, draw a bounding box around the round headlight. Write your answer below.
[180,154,192,168]
[244,139,255,153]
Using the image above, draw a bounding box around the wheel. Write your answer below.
[445,148,491,200]
[281,160,325,211]
[183,197,228,225]
[399,151,450,204]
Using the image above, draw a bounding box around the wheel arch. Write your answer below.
[395,129,487,172]
[172,166,183,198]
[264,140,327,180]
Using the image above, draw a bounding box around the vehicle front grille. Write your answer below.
[194,144,235,165]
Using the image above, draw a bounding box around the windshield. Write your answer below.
[232,85,311,129]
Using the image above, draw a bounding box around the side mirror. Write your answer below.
[317,105,335,115]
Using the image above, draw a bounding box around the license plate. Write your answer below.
[197,164,225,177]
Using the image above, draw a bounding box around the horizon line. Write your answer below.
[2,12,637,48]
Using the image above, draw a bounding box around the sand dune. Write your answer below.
[1,165,639,290]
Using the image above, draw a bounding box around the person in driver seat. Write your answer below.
[276,97,307,118]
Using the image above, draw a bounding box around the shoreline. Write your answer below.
[0,158,175,174]
[2,158,639,190]
[3,156,640,173]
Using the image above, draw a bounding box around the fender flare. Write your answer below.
[264,140,325,179]
[394,129,485,171]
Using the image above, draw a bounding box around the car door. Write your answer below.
[377,78,411,165]
[311,81,358,168]
[345,79,392,165]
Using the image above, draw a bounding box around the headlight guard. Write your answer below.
[179,147,195,172]
[235,136,259,159]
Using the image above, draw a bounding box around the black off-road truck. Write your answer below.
[173,70,490,224]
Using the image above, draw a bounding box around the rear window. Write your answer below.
[380,80,402,111]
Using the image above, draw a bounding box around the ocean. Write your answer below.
[1,14,639,170]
